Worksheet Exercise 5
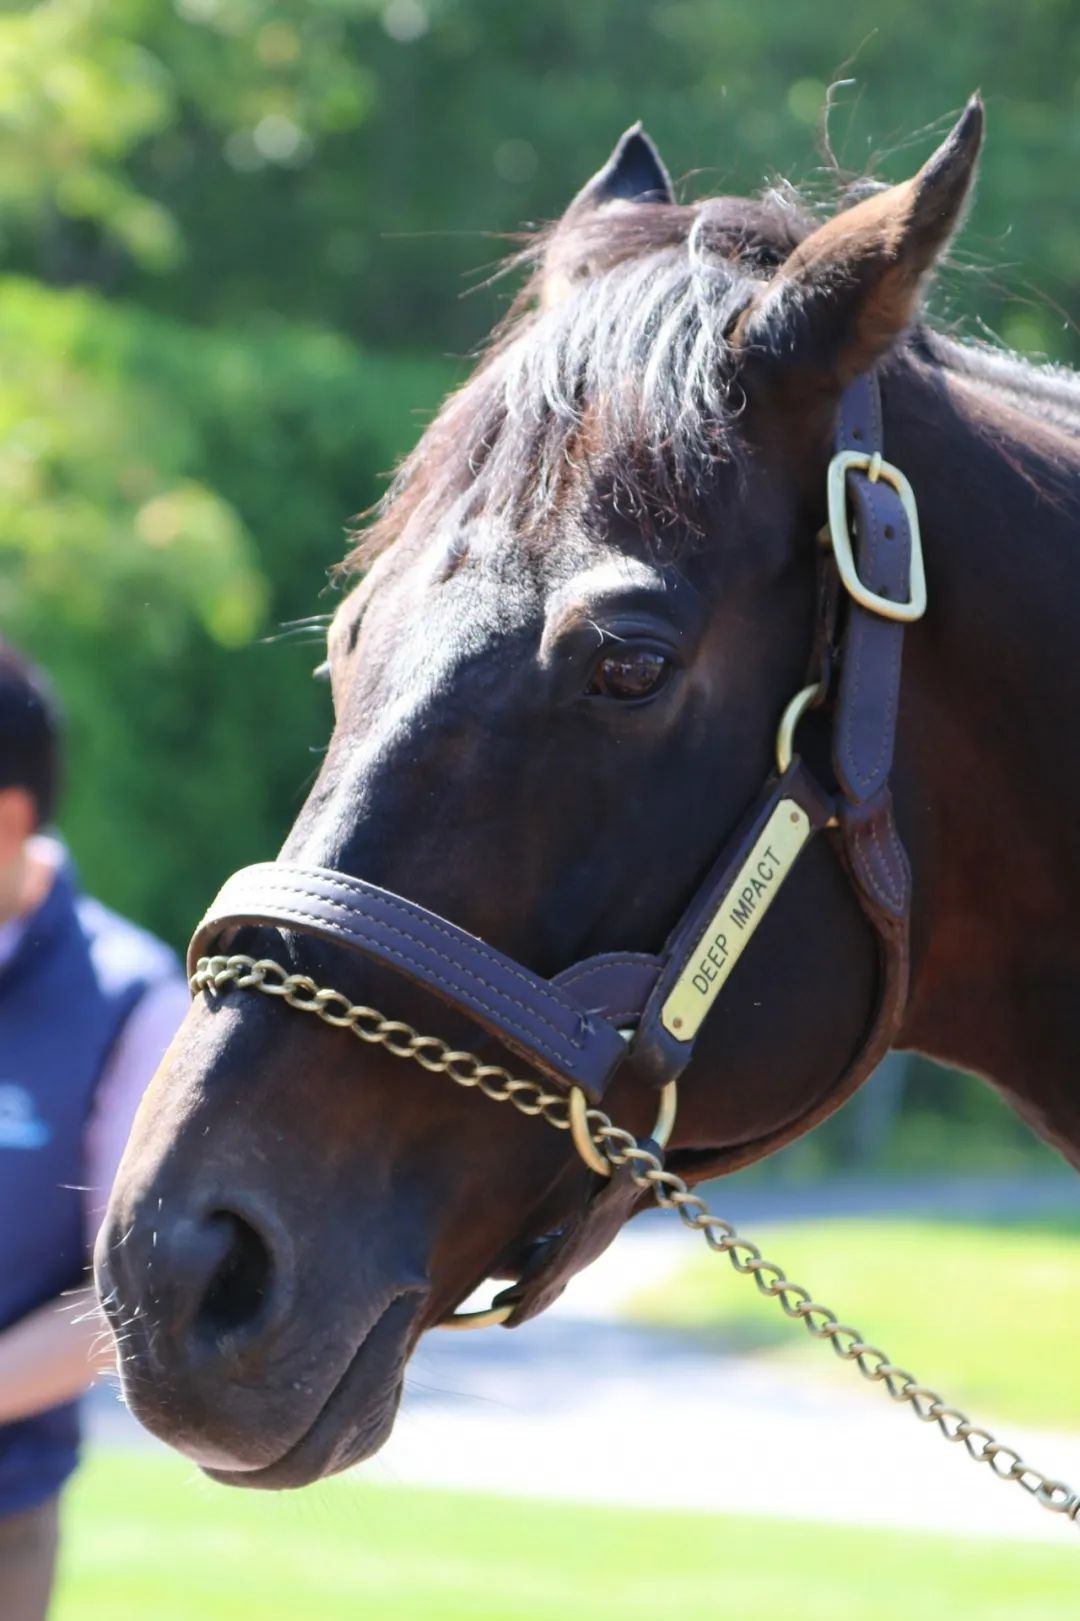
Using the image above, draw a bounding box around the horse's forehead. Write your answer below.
[361,525,545,644]
[337,516,636,656]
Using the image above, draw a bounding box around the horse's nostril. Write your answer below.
[194,1211,274,1344]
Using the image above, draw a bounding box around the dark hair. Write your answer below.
[0,642,61,828]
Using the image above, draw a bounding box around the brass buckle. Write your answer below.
[826,450,927,624]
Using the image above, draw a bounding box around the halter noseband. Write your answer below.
[188,370,921,1324]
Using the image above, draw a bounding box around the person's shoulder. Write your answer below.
[75,893,182,996]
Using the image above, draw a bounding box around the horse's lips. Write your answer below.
[202,1291,424,1491]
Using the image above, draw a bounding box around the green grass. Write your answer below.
[53,1450,1080,1620]
[633,1214,1080,1429]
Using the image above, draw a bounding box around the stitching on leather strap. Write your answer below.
[883,809,911,907]
[841,485,903,795]
[215,874,585,1044]
[853,817,903,914]
[235,866,581,1016]
[554,956,659,994]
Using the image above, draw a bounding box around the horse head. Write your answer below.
[96,102,983,1487]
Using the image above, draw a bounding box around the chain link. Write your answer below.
[193,953,1080,1529]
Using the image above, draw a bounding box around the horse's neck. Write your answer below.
[887,355,1080,1163]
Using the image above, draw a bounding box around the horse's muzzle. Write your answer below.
[94,1182,427,1484]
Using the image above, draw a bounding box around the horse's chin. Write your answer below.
[179,1291,422,1491]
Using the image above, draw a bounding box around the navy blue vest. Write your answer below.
[0,860,179,1516]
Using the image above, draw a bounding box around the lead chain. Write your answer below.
[192,953,1080,1528]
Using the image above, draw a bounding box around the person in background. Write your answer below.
[0,642,189,1621]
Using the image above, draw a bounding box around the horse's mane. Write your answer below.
[913,328,1080,438]
[346,189,1080,573]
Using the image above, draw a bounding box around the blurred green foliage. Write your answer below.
[4,0,1078,352]
[0,271,451,940]
[1,2,1077,1157]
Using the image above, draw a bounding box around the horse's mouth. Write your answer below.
[202,1291,423,1491]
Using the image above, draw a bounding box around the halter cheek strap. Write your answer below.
[661,370,918,1177]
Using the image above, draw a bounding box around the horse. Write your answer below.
[96,95,1080,1493]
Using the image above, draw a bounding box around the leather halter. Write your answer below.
[189,370,919,1321]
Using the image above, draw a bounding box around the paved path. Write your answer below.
[88,1176,1080,1545]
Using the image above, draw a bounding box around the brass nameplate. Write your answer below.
[660,799,811,1042]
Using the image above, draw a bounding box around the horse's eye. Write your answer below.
[587,646,671,702]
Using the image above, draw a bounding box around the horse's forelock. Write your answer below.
[343,192,818,575]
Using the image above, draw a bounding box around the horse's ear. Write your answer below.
[541,125,674,308]
[734,97,983,395]
[566,124,675,213]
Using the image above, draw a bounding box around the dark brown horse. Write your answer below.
[97,97,1080,1490]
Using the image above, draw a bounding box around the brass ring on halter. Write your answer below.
[568,1079,679,1179]
[437,1082,676,1330]
[775,681,824,774]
